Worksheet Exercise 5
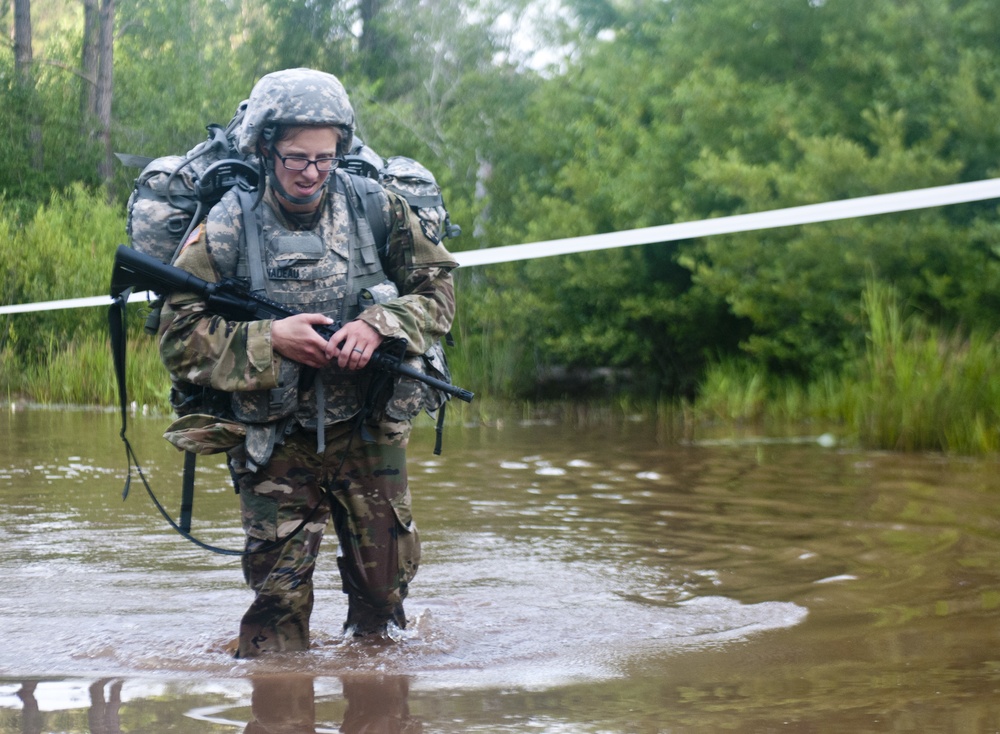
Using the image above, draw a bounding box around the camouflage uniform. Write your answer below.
[158,69,458,657]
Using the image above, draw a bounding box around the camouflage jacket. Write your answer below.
[158,171,458,428]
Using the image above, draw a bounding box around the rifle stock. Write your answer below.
[110,245,474,403]
[111,245,213,300]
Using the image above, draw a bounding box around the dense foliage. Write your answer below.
[479,0,1000,393]
[2,0,999,413]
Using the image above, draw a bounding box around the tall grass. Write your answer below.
[3,332,171,413]
[693,281,1000,454]
[855,281,1000,453]
[10,284,999,456]
[693,360,853,431]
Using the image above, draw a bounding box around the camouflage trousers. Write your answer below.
[228,418,419,658]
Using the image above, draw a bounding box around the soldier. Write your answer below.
[158,68,458,657]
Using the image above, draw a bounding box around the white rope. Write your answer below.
[3,177,1000,315]
[0,290,155,316]
[453,177,1000,267]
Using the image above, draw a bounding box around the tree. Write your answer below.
[13,0,31,80]
[464,0,1000,394]
[80,0,99,122]
[13,0,42,169]
[94,0,114,186]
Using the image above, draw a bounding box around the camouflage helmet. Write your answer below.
[238,68,355,156]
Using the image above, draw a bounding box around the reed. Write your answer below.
[694,359,771,424]
[855,281,1000,453]
[692,281,1000,455]
[4,333,171,413]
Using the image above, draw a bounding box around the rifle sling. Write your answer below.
[107,292,330,557]
[179,451,196,534]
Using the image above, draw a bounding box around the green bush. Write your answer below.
[0,185,130,399]
[0,184,126,358]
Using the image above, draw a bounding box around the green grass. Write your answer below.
[854,281,1000,453]
[2,333,172,413]
[693,281,1000,454]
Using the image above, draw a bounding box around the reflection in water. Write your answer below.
[14,683,42,734]
[5,675,419,734]
[8,680,122,734]
[242,676,316,734]
[242,674,421,734]
[86,680,122,734]
[87,679,123,734]
[339,676,421,734]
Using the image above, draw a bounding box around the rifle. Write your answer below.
[110,244,474,403]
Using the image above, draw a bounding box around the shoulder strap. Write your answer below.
[236,188,268,294]
[345,172,389,259]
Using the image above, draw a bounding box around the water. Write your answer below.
[1,406,999,732]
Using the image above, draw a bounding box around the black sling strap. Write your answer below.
[109,289,137,503]
[108,290,331,557]
[179,451,196,534]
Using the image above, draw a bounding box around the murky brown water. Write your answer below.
[1,406,999,732]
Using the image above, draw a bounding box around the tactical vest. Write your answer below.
[230,172,399,466]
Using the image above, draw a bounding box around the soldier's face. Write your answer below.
[271,126,341,211]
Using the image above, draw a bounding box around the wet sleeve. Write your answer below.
[355,191,458,355]
[158,204,284,393]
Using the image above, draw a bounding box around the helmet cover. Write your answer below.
[238,68,355,156]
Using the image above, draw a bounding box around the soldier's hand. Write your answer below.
[327,320,384,371]
[271,313,335,368]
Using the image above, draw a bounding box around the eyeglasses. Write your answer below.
[274,152,340,172]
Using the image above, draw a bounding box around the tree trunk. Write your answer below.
[81,0,100,122]
[357,0,383,75]
[95,0,115,188]
[14,0,43,168]
[14,0,32,80]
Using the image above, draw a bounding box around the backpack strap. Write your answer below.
[344,172,389,260]
[237,187,268,293]
[108,290,134,501]
[179,451,196,533]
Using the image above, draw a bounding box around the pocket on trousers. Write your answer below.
[241,489,278,542]
[388,486,415,532]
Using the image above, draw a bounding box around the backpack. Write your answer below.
[124,103,258,268]
[380,155,461,243]
[343,142,462,244]
[342,144,461,438]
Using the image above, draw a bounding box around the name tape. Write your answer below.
[3,177,999,316]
